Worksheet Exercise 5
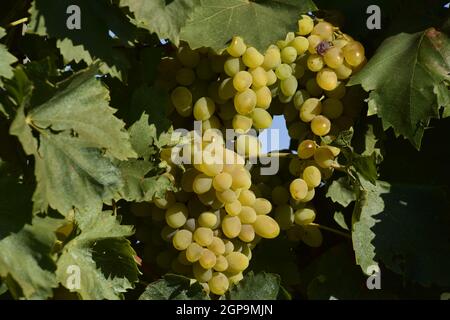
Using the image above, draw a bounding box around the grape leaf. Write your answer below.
[326,177,357,207]
[129,113,160,160]
[0,216,63,299]
[180,0,318,52]
[349,28,450,149]
[0,27,18,87]
[28,0,137,80]
[139,274,209,300]
[56,211,139,300]
[227,272,281,300]
[333,211,349,231]
[119,0,200,45]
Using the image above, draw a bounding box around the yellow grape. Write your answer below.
[311,21,334,40]
[290,36,309,55]
[193,263,213,282]
[307,34,322,54]
[242,47,264,68]
[300,225,323,247]
[234,89,257,115]
[218,77,237,100]
[199,249,217,269]
[262,45,281,69]
[154,191,176,209]
[239,224,255,242]
[271,186,290,205]
[311,115,331,136]
[227,36,246,57]
[223,239,234,254]
[316,68,338,91]
[280,75,298,97]
[251,108,273,129]
[266,70,278,86]
[300,98,322,122]
[254,86,272,109]
[236,134,261,158]
[193,227,214,246]
[225,200,242,216]
[342,41,365,67]
[239,206,257,224]
[233,71,253,92]
[165,203,189,229]
[214,255,229,272]
[303,165,322,188]
[225,252,249,273]
[305,78,324,97]
[322,98,344,119]
[224,57,245,77]
[198,212,218,229]
[232,114,253,134]
[213,172,233,192]
[334,62,353,80]
[207,236,226,255]
[252,198,272,215]
[171,86,193,117]
[222,215,242,239]
[290,179,308,200]
[218,101,236,121]
[297,139,316,159]
[297,15,314,36]
[294,207,316,225]
[314,146,335,168]
[253,215,280,239]
[274,204,294,230]
[293,90,310,110]
[216,189,237,204]
[186,242,204,262]
[300,188,316,203]
[307,54,324,72]
[193,97,215,121]
[275,63,292,80]
[202,116,221,133]
[324,47,344,68]
[208,272,229,296]
[281,46,297,64]
[250,67,268,88]
[193,173,213,194]
[238,189,256,206]
[172,229,193,251]
[231,167,252,190]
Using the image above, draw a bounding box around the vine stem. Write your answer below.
[309,223,351,239]
[8,17,28,27]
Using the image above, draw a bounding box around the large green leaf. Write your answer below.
[326,177,357,207]
[120,0,200,45]
[349,28,450,149]
[0,216,63,299]
[56,211,139,300]
[28,0,137,79]
[139,274,209,300]
[180,0,317,51]
[227,272,280,300]
[0,27,18,87]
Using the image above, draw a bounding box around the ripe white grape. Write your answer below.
[307,35,322,54]
[251,108,273,129]
[165,203,189,229]
[300,98,322,122]
[224,57,245,77]
[239,206,257,224]
[172,229,193,251]
[342,41,365,67]
[302,165,322,188]
[227,36,247,57]
[193,263,213,282]
[262,45,281,69]
[198,212,219,229]
[214,255,229,272]
[242,47,264,68]
[297,15,314,36]
[324,47,344,68]
[238,189,256,206]
[290,36,309,55]
[307,54,324,72]
[316,68,338,91]
[225,200,242,216]
[281,46,298,64]
[290,179,308,200]
[254,86,272,109]
[213,172,233,192]
[252,198,272,215]
[193,173,213,194]
[250,67,268,88]
[222,215,242,239]
[194,227,214,246]
[239,224,256,242]
[275,64,292,80]
[226,252,249,273]
[199,249,217,269]
[208,272,229,295]
[253,215,280,239]
[314,146,335,168]
[236,134,261,158]
[207,237,226,255]
[234,89,257,115]
[294,207,316,225]
[280,75,298,97]
[311,115,331,136]
[186,242,204,262]
[193,97,216,121]
[233,71,253,92]
[311,21,334,40]
[297,139,316,159]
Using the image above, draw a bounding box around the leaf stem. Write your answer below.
[309,222,352,239]
[8,17,28,27]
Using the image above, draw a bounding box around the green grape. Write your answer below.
[262,45,281,69]
[300,188,315,203]
[165,203,189,229]
[252,198,272,215]
[300,225,323,247]
[322,98,344,119]
[303,165,322,188]
[342,41,365,67]
[214,255,229,272]
[207,237,226,255]
[176,67,196,86]
[239,224,255,242]
[234,89,257,115]
[305,78,324,97]
[231,167,252,190]
[281,75,298,97]
[212,172,232,192]
[242,47,264,68]
[251,108,272,129]
[311,115,331,136]
[208,272,229,296]
[222,215,242,239]
[232,114,253,134]
[254,86,272,109]
[186,242,204,262]
[325,83,346,99]
[290,36,309,55]
[288,157,303,176]
[218,101,236,121]
[209,54,225,73]
[250,67,268,88]
[198,212,219,229]
[272,186,290,205]
[193,173,213,194]
[208,81,226,104]
[334,62,353,80]
[297,15,314,36]
[294,207,316,225]
[253,215,280,239]
[324,47,344,68]
[293,90,310,110]
[226,252,249,273]
[333,38,349,49]
[224,57,245,77]
[297,139,316,159]
[311,21,334,40]
[266,70,278,87]
[199,249,217,269]
[160,225,177,242]
[223,240,234,255]
[171,86,193,117]
[275,204,294,230]
[196,58,215,80]
[202,116,222,133]
[239,206,257,224]
[281,46,297,64]
[321,144,341,157]
[275,64,292,80]
[172,229,193,251]
[227,36,246,57]
[238,190,256,206]
[300,98,322,122]
[178,251,191,266]
[225,200,242,217]
[291,62,305,79]
[154,191,176,209]
[233,71,253,92]
[193,263,213,282]
[177,46,200,68]
[316,68,338,91]
[288,121,309,140]
[236,134,261,158]
[193,97,215,121]
[216,189,237,204]
[194,227,214,246]
[307,54,324,72]
[218,77,237,100]
[314,146,335,168]
[290,179,308,201]
[279,92,294,104]
[307,34,322,54]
